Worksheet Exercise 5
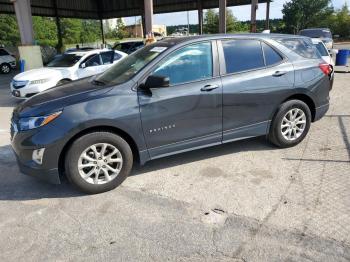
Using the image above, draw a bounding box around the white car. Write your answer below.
[311,38,337,69]
[0,48,16,74]
[11,49,127,99]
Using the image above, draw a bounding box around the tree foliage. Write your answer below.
[282,0,334,33]
[203,9,249,34]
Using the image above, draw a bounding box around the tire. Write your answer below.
[57,79,71,86]
[268,100,311,148]
[65,132,133,194]
[0,63,11,74]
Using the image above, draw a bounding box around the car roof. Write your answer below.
[311,38,324,43]
[300,28,331,31]
[158,33,310,46]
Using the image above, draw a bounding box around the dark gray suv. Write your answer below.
[11,34,332,193]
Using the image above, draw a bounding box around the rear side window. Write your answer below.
[222,39,265,74]
[314,42,329,56]
[0,49,9,56]
[277,38,319,59]
[262,42,283,66]
[101,51,114,64]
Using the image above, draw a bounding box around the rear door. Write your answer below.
[219,39,295,142]
[139,41,223,158]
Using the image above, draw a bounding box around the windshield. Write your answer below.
[47,54,83,67]
[314,42,329,56]
[299,29,332,39]
[96,44,167,85]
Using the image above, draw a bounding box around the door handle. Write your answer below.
[200,84,219,91]
[272,71,287,77]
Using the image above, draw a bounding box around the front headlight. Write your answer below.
[30,78,50,85]
[18,111,62,131]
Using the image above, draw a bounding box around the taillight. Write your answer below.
[319,63,332,75]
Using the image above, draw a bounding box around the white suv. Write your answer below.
[11,49,127,99]
[0,48,16,74]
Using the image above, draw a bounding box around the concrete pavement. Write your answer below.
[0,66,349,261]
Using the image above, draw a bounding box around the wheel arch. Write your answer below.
[282,93,316,121]
[58,125,141,181]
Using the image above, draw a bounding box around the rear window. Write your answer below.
[299,29,332,39]
[277,38,320,59]
[222,39,265,74]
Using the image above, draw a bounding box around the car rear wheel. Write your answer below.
[65,132,133,194]
[268,100,311,148]
[0,63,11,74]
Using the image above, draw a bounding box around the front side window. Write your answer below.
[222,39,265,74]
[84,54,101,67]
[152,42,213,86]
[262,42,283,66]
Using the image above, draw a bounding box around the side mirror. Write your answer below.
[80,62,86,69]
[143,75,170,89]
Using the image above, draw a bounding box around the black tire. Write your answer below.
[268,100,311,148]
[65,132,133,194]
[57,79,71,86]
[0,63,11,74]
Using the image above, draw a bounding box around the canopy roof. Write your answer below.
[0,0,268,19]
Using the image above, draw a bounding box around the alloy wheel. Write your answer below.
[78,143,123,185]
[281,108,307,141]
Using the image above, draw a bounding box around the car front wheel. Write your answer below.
[65,132,133,194]
[268,100,311,148]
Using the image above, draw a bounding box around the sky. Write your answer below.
[124,0,349,26]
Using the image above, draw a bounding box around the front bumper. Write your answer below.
[11,124,65,184]
[10,81,57,99]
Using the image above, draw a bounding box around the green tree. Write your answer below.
[115,18,128,39]
[282,0,334,33]
[0,14,20,46]
[33,16,58,46]
[60,18,82,44]
[327,3,350,38]
[203,9,248,34]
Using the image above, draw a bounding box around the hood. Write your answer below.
[14,67,69,81]
[14,77,113,118]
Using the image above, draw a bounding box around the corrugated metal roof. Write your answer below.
[0,0,268,19]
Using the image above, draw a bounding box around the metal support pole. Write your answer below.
[100,19,105,46]
[11,0,34,45]
[53,0,63,52]
[219,0,226,33]
[265,0,270,30]
[250,0,258,33]
[198,0,203,35]
[144,0,153,36]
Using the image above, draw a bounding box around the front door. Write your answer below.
[138,41,222,158]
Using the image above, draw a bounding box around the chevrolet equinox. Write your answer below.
[11,34,332,194]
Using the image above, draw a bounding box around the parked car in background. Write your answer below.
[10,49,127,99]
[0,47,16,74]
[312,38,337,88]
[11,34,332,194]
[113,40,145,54]
[298,28,333,49]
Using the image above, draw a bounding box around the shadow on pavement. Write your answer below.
[132,136,277,176]
[0,136,276,201]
